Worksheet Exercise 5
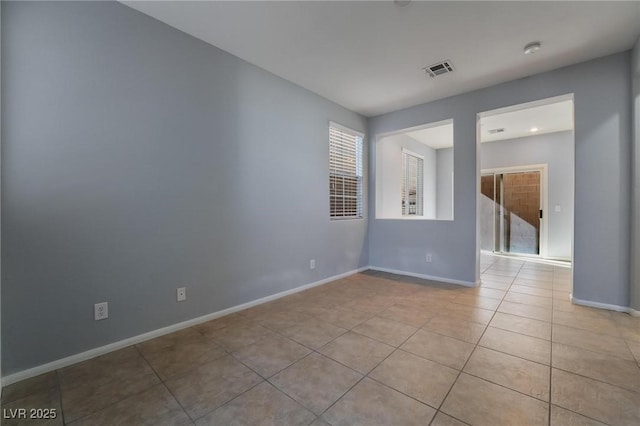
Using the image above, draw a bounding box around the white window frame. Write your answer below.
[401,148,424,216]
[329,121,364,220]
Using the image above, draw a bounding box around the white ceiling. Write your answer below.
[480,99,574,143]
[406,122,453,149]
[123,1,640,117]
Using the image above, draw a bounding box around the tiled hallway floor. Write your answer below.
[3,255,640,425]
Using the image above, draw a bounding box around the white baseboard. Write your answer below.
[2,266,368,387]
[570,295,635,314]
[368,266,477,287]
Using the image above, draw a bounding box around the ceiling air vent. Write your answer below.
[423,60,454,78]
[488,128,505,134]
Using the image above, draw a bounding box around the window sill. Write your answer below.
[374,216,454,221]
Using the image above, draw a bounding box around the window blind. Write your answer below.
[402,151,424,216]
[329,124,363,219]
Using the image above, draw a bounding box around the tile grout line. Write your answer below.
[546,265,616,426]
[61,346,179,425]
[133,332,280,424]
[312,298,435,424]
[55,369,66,426]
[132,344,196,425]
[193,324,312,422]
[201,281,430,423]
[432,259,525,423]
[191,379,267,424]
[305,283,571,421]
[426,255,504,426]
[232,274,462,421]
[429,255,504,426]
[155,324,296,423]
[547,402,614,426]
[194,313,326,419]
[426,258,508,425]
[15,264,637,425]
[548,265,555,426]
[209,268,600,422]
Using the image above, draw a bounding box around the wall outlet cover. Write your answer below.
[177,287,186,302]
[94,302,108,321]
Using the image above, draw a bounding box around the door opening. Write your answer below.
[477,94,574,265]
[482,168,544,256]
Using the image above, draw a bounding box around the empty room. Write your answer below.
[1,1,640,425]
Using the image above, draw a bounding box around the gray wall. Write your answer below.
[369,52,631,304]
[481,131,574,260]
[436,147,453,220]
[632,36,640,311]
[1,1,367,375]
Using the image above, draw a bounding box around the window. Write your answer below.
[329,123,363,219]
[402,149,424,216]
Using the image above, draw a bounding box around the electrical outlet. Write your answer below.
[177,287,186,302]
[94,302,108,321]
[310,259,316,270]
[426,253,432,263]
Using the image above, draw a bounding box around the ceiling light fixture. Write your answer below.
[524,42,541,55]
[530,127,540,132]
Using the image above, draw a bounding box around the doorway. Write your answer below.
[481,166,546,256]
[477,94,574,263]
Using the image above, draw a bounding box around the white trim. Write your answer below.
[548,256,572,262]
[369,266,477,287]
[571,295,634,314]
[374,216,453,221]
[481,164,548,175]
[376,118,453,139]
[2,266,368,387]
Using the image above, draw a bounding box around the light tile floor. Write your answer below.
[3,254,640,425]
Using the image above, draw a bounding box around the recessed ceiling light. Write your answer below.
[530,127,540,132]
[524,42,541,55]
